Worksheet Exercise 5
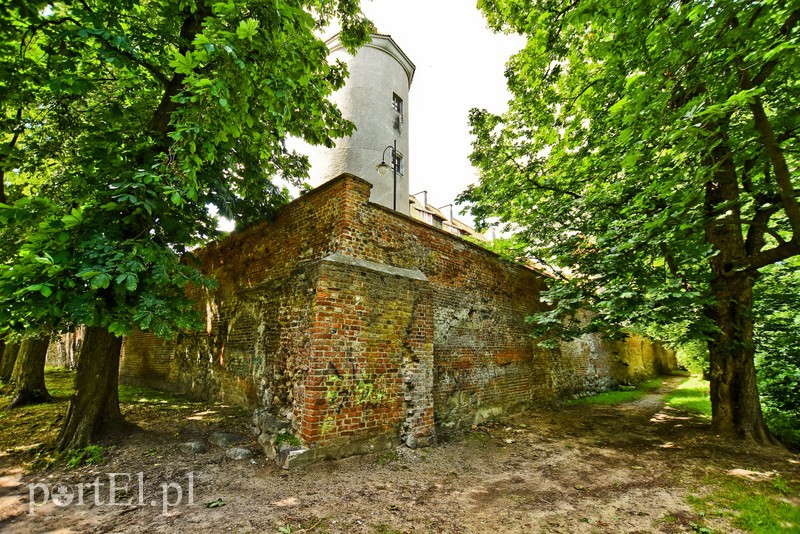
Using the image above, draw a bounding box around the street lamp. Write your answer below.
[376,140,397,211]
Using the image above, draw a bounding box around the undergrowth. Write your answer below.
[65,444,105,468]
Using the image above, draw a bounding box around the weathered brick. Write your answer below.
[118,173,677,460]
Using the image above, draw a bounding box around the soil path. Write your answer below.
[1,375,796,533]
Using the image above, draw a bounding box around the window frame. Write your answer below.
[392,152,404,175]
[392,92,404,117]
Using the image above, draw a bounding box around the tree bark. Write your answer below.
[0,342,19,383]
[0,339,6,381]
[706,273,775,443]
[6,334,52,408]
[55,326,125,452]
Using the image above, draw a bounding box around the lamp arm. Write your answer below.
[380,145,394,163]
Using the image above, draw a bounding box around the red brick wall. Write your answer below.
[120,173,675,455]
[300,256,434,450]
[119,330,174,390]
[120,177,356,408]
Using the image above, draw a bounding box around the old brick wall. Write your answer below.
[120,173,676,458]
[121,177,359,409]
[312,176,676,432]
[119,330,174,390]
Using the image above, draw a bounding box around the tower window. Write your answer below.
[392,93,403,116]
[392,152,404,175]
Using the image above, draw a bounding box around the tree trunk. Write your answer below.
[55,326,125,452]
[0,342,19,383]
[6,334,52,408]
[706,273,775,444]
[703,136,774,444]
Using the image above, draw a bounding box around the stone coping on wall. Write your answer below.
[321,251,428,281]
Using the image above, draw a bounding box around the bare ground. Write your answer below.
[1,375,798,533]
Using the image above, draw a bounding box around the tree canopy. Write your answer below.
[463,0,799,442]
[0,0,370,338]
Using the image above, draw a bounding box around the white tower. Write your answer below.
[308,34,415,215]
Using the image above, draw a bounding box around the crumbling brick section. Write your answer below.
[120,173,676,464]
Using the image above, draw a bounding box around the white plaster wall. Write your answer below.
[308,35,414,215]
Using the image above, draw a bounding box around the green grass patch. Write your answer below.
[0,367,229,468]
[117,383,192,406]
[0,367,76,458]
[689,474,800,533]
[664,375,712,417]
[565,377,664,406]
[41,366,77,398]
[275,431,302,447]
[65,444,105,468]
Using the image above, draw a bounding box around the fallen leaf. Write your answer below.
[205,498,225,508]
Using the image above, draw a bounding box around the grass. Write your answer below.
[65,444,105,468]
[1,366,245,469]
[0,366,77,458]
[565,377,664,406]
[118,384,178,404]
[39,367,77,398]
[666,376,799,533]
[663,375,712,417]
[689,474,800,533]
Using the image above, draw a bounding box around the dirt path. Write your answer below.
[1,375,797,533]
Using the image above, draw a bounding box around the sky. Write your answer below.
[331,0,525,222]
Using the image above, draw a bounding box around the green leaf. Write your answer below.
[206,498,226,508]
[90,274,112,290]
[62,209,84,229]
[125,273,138,292]
[169,51,197,75]
[236,19,260,40]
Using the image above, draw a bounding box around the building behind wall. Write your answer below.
[307,34,414,215]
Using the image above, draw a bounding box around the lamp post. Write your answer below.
[375,140,397,211]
